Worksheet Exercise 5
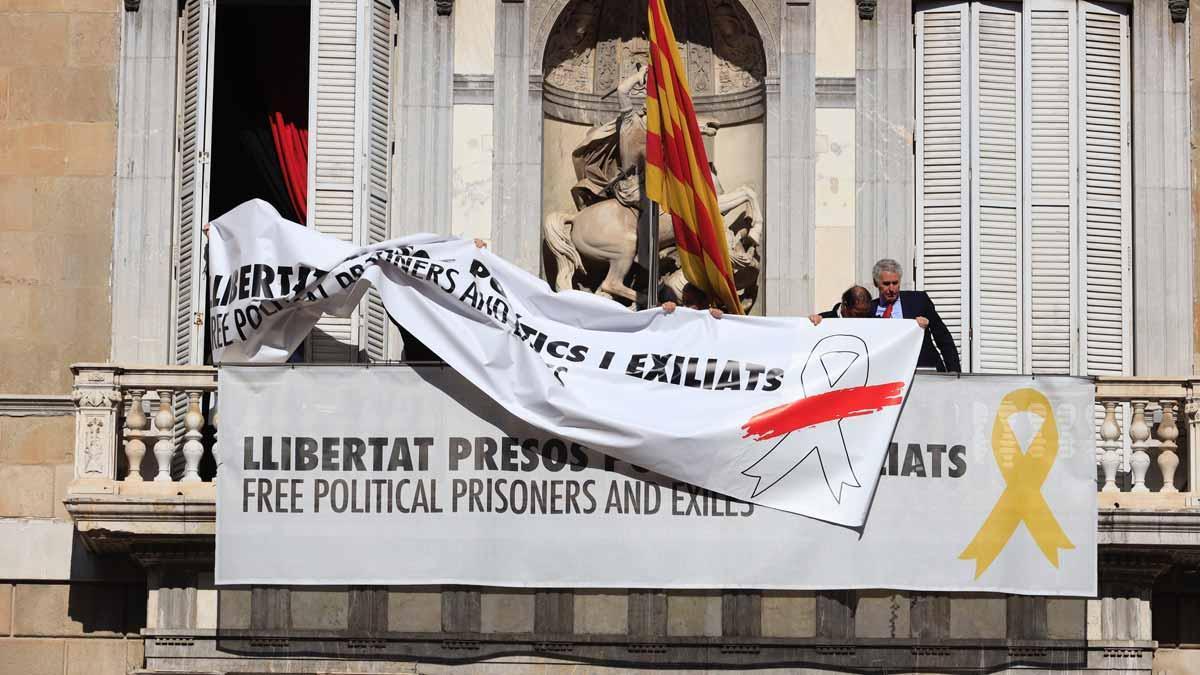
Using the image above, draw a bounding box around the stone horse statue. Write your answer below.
[542,67,763,311]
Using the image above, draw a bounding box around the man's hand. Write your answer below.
[661,301,677,314]
[202,222,210,235]
[915,316,929,329]
[709,308,723,319]
[808,314,823,326]
[473,238,487,248]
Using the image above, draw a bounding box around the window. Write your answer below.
[915,0,1130,375]
[171,0,396,365]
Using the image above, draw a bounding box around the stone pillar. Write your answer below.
[534,589,573,634]
[110,0,179,363]
[491,0,542,274]
[1096,550,1172,641]
[1133,0,1192,374]
[722,590,762,638]
[70,365,121,485]
[441,586,481,632]
[132,548,213,632]
[627,589,667,638]
[394,0,454,236]
[854,0,914,287]
[763,0,816,316]
[815,589,855,640]
[1192,0,1200,376]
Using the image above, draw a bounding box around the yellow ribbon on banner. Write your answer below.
[959,388,1075,579]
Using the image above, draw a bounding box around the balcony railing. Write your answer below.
[67,365,1196,499]
[71,363,219,488]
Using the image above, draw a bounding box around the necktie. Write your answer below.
[882,302,894,319]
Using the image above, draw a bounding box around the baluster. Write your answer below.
[1156,400,1180,493]
[1099,401,1122,493]
[181,391,204,482]
[211,404,221,481]
[1129,401,1151,493]
[152,389,176,482]
[123,390,147,481]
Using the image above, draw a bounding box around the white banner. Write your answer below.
[208,200,924,526]
[216,368,1097,595]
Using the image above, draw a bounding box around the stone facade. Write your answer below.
[0,0,118,393]
[0,0,1199,672]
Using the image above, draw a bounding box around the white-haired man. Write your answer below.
[871,258,960,372]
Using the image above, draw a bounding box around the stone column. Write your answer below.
[491,0,543,274]
[815,590,855,640]
[1133,0,1192,374]
[1095,550,1172,641]
[394,0,455,236]
[1192,0,1200,375]
[110,0,180,363]
[763,0,816,316]
[854,0,914,286]
[132,548,213,632]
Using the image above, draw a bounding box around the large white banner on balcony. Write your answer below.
[207,200,925,526]
[216,367,1097,595]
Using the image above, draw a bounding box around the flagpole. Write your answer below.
[647,200,659,307]
[639,176,660,310]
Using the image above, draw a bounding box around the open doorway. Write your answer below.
[208,0,310,224]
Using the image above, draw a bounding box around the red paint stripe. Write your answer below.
[741,382,906,442]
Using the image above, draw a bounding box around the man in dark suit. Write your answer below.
[872,258,961,372]
[808,285,873,324]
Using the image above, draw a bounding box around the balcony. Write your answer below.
[62,364,1200,553]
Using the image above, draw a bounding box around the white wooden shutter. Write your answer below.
[307,0,364,362]
[1023,0,1076,373]
[172,0,215,366]
[1078,1,1130,376]
[969,2,1021,373]
[915,3,971,366]
[360,0,394,362]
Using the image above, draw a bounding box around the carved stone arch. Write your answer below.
[528,0,779,80]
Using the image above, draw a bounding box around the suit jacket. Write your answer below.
[818,303,843,319]
[875,291,961,372]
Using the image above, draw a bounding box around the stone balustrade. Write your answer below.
[69,365,1197,501]
[1094,378,1196,497]
[71,363,218,487]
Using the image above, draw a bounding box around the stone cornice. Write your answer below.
[1098,507,1200,547]
[65,491,216,554]
[0,394,75,416]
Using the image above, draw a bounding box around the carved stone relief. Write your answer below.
[544,0,763,98]
[544,0,600,92]
[710,0,765,94]
[542,0,767,125]
[82,416,107,475]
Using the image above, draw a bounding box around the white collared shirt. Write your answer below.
[875,297,904,319]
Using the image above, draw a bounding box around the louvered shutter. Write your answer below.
[915,3,971,365]
[1079,1,1130,376]
[1023,0,1076,373]
[307,0,364,362]
[969,2,1021,373]
[361,0,395,362]
[172,0,215,366]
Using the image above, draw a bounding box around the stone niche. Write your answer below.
[540,0,767,313]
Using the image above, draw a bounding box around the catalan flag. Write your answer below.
[645,0,743,315]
